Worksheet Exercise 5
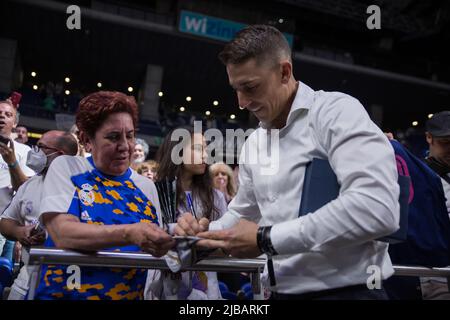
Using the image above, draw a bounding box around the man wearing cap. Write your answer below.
[420,111,450,300]
[425,111,450,217]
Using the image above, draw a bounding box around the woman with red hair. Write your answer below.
[34,91,174,300]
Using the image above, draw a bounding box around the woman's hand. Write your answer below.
[125,222,175,257]
[173,213,209,236]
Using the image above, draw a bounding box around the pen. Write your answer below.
[186,193,197,220]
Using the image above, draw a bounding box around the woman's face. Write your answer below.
[88,112,135,176]
[139,166,156,181]
[133,144,145,162]
[213,168,229,189]
[182,133,207,176]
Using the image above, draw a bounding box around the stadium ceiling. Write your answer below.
[1,0,449,130]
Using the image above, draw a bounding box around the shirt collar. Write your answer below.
[259,81,315,129]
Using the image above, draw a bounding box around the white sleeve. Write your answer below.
[271,96,400,254]
[209,148,261,231]
[39,156,77,215]
[1,181,26,224]
[17,144,35,177]
[135,176,163,227]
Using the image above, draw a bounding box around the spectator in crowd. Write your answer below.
[0,130,78,300]
[425,111,450,214]
[136,160,158,181]
[146,126,227,300]
[14,126,29,145]
[42,93,56,117]
[69,124,90,157]
[177,25,400,299]
[209,162,237,204]
[0,93,35,261]
[131,138,149,169]
[34,91,174,300]
[420,111,450,299]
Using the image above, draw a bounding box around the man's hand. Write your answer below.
[0,137,16,165]
[174,213,209,236]
[125,222,175,257]
[197,219,261,258]
[29,228,46,245]
[16,225,35,246]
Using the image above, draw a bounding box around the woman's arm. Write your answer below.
[43,213,175,257]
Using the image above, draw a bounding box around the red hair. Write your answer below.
[76,91,138,138]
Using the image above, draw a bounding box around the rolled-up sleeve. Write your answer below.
[271,96,400,254]
[209,147,262,231]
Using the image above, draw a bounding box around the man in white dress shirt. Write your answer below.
[175,25,400,299]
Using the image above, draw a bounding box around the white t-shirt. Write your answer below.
[441,176,450,220]
[1,175,44,225]
[0,140,35,213]
[1,175,45,300]
[35,155,163,300]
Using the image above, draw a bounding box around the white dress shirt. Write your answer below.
[210,81,400,294]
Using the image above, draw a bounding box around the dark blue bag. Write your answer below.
[388,140,450,267]
[299,158,410,243]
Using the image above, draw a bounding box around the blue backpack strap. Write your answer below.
[388,140,450,267]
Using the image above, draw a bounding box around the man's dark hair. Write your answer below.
[56,132,78,156]
[218,25,291,66]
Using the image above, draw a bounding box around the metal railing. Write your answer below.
[22,247,266,300]
[22,247,450,300]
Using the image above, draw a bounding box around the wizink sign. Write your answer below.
[179,10,294,47]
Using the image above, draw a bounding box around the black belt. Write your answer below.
[271,283,378,300]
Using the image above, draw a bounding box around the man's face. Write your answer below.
[133,144,145,162]
[0,102,17,137]
[227,58,288,127]
[37,132,63,167]
[15,126,28,144]
[427,133,450,167]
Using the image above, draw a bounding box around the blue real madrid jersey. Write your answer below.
[35,156,162,300]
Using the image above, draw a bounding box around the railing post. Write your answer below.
[250,268,263,300]
[27,262,42,300]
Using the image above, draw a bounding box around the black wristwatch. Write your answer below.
[256,226,278,256]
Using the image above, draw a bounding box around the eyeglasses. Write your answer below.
[32,144,61,153]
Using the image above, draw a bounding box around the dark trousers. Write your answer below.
[271,284,389,300]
